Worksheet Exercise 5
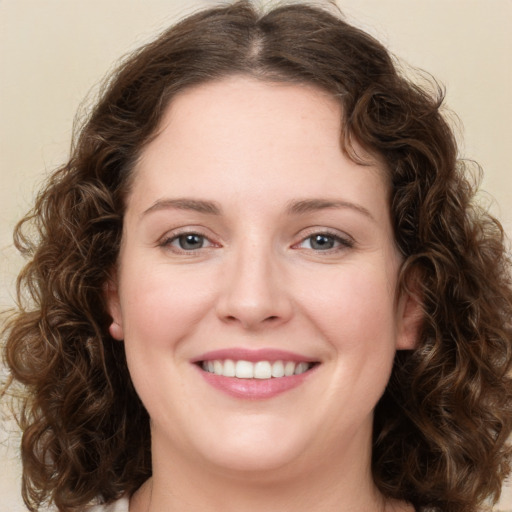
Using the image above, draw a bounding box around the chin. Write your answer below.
[182,415,315,476]
[202,443,308,478]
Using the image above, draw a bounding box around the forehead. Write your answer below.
[128,76,388,212]
[155,76,344,154]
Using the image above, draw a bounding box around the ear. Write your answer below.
[395,275,423,350]
[104,274,124,341]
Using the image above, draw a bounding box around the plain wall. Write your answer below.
[1,1,511,510]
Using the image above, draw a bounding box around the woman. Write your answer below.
[3,1,512,511]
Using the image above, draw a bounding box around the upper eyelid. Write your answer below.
[159,225,215,240]
[156,226,354,248]
[158,227,219,248]
[294,226,354,243]
[291,228,356,252]
[297,234,353,247]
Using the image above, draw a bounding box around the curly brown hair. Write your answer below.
[3,1,512,511]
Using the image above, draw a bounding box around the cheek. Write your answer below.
[119,264,215,351]
[298,262,399,351]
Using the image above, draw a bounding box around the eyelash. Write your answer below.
[158,230,217,254]
[159,229,354,256]
[293,230,354,253]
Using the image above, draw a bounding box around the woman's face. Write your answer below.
[108,76,417,478]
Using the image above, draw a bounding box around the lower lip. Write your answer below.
[196,365,316,399]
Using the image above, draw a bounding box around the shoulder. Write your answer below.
[85,496,130,512]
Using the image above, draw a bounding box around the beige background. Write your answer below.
[1,0,511,510]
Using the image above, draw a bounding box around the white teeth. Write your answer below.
[201,359,313,379]
[271,361,285,378]
[294,362,309,375]
[284,361,295,377]
[254,361,272,379]
[235,360,254,379]
[223,359,236,377]
[213,360,223,374]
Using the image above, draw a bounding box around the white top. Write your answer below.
[86,496,129,512]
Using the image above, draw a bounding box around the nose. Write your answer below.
[215,241,293,330]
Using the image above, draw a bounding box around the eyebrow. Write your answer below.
[141,198,222,217]
[286,198,375,221]
[141,197,375,221]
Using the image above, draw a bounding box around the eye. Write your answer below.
[297,232,353,251]
[175,233,207,250]
[160,232,215,252]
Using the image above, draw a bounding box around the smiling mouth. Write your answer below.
[195,354,320,399]
[199,359,316,379]
[198,359,317,380]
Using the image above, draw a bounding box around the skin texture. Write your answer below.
[107,76,418,512]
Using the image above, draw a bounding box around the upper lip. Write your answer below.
[191,348,318,364]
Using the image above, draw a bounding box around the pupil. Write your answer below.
[179,234,203,250]
[311,234,334,250]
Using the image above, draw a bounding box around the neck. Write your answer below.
[129,427,408,512]
[132,470,386,512]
